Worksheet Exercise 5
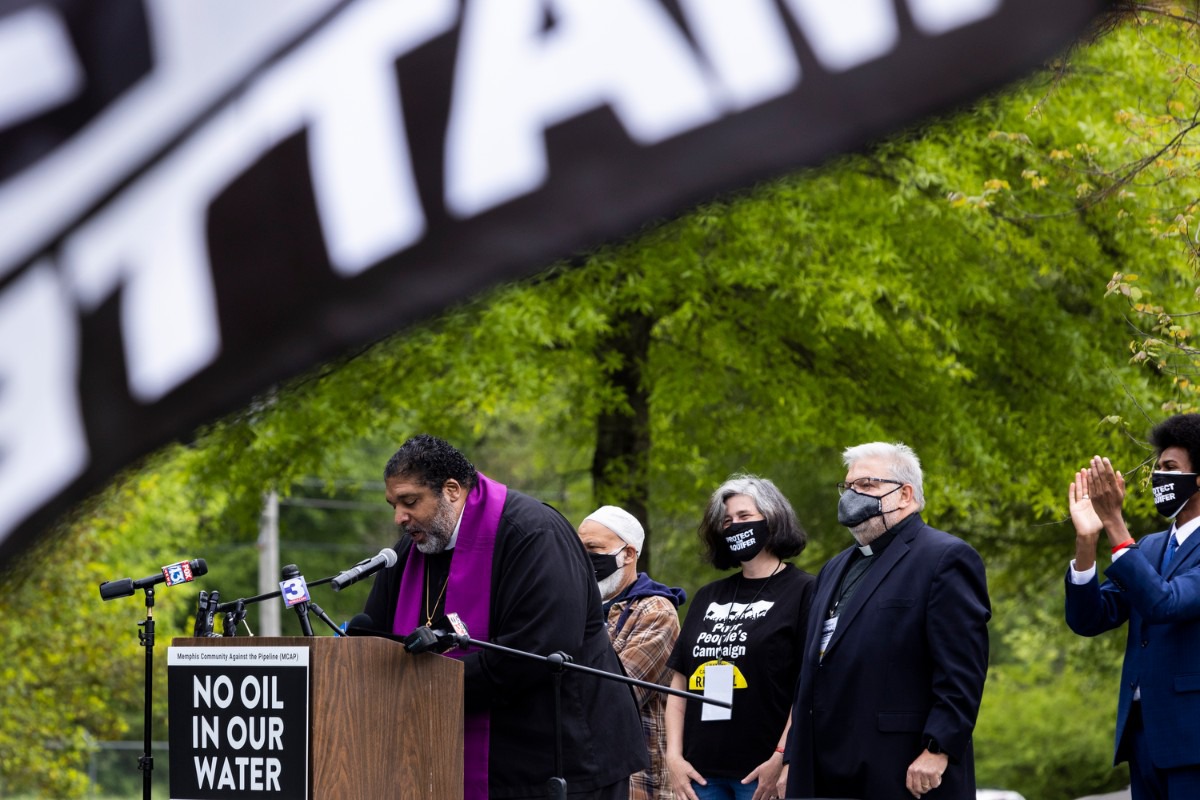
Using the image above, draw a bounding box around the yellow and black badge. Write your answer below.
[689,659,748,691]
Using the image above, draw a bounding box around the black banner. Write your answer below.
[0,0,1108,568]
[167,646,310,799]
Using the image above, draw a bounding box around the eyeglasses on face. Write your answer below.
[835,477,903,496]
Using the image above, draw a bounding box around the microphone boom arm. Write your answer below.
[448,634,730,709]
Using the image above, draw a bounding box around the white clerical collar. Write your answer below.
[857,544,874,557]
[446,506,464,550]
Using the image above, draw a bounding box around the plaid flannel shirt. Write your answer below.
[607,593,682,800]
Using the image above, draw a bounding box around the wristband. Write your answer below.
[1112,539,1136,554]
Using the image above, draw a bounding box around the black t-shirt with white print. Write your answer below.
[667,563,813,779]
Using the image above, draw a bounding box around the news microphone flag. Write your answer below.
[163,560,197,586]
[280,573,311,608]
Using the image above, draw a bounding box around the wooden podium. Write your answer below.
[169,636,463,799]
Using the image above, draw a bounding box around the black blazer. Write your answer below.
[786,514,990,800]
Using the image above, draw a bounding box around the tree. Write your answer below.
[967,2,1200,417]
[0,454,205,797]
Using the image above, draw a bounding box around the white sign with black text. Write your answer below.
[167,646,310,800]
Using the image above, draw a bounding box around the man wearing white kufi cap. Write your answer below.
[579,505,688,800]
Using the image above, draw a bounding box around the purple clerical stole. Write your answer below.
[392,473,507,800]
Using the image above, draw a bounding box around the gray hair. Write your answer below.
[842,442,925,511]
[699,473,806,569]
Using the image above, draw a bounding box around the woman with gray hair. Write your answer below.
[664,474,815,800]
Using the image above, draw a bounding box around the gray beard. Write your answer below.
[850,515,888,546]
[412,496,458,554]
[597,569,628,601]
[414,530,452,554]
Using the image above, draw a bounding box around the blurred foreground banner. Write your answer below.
[0,0,1106,567]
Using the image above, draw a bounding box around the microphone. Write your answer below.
[202,589,221,636]
[193,591,214,636]
[344,613,377,635]
[343,614,411,644]
[279,564,314,637]
[403,613,469,654]
[330,548,398,592]
[222,598,247,637]
[99,558,208,600]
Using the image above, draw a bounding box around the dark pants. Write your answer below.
[1124,702,1200,800]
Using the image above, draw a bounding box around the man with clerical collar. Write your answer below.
[362,434,648,800]
[781,441,991,800]
[1065,413,1200,799]
[578,505,687,800]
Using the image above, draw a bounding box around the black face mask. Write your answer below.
[723,519,769,562]
[1152,471,1200,519]
[589,547,624,581]
[837,484,902,528]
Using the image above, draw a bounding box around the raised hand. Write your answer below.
[1068,468,1103,540]
[1086,455,1126,527]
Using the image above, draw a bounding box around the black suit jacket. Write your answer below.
[786,514,990,800]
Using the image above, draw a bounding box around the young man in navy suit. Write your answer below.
[1066,413,1200,800]
[781,442,991,800]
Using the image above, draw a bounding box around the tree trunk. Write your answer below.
[591,309,654,572]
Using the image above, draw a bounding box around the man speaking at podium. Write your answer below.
[363,434,648,799]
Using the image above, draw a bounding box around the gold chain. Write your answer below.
[424,560,450,627]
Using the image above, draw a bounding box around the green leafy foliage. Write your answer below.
[975,591,1129,800]
[0,454,204,797]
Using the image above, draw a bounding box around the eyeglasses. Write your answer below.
[836,477,903,496]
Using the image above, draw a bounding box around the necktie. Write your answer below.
[1163,532,1180,572]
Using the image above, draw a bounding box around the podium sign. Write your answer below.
[170,635,463,798]
[168,646,310,799]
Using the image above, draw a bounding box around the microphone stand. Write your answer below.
[208,577,346,637]
[221,599,247,637]
[137,588,156,800]
[306,601,346,636]
[420,632,731,800]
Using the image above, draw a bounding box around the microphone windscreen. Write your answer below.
[381,548,398,568]
[191,558,209,577]
[345,613,378,636]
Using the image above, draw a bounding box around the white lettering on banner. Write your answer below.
[226,716,285,751]
[52,0,1002,403]
[676,0,801,112]
[194,715,220,748]
[0,5,83,129]
[62,144,225,403]
[62,0,457,401]
[267,0,457,275]
[240,675,286,710]
[444,0,721,217]
[194,674,236,709]
[782,0,899,73]
[909,0,1003,35]
[0,264,88,538]
[0,0,1011,549]
[0,0,347,279]
[195,755,283,792]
